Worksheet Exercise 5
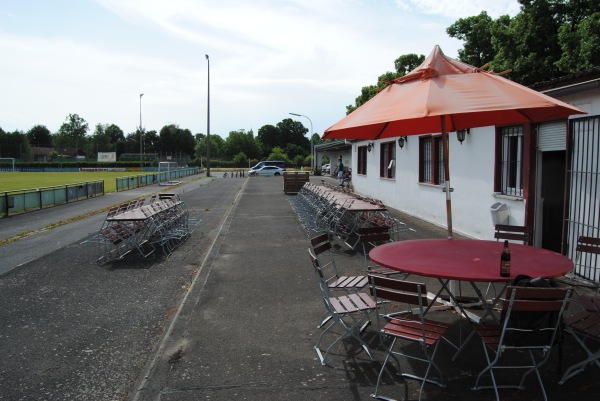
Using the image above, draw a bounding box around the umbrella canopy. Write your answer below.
[323,45,586,237]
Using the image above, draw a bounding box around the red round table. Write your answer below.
[370,239,574,360]
[369,238,574,282]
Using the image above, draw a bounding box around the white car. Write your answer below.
[252,166,285,176]
[322,164,330,174]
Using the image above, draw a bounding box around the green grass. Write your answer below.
[0,172,156,193]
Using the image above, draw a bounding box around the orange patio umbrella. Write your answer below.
[322,45,586,238]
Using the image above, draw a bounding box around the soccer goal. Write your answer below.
[158,161,182,186]
[0,158,16,172]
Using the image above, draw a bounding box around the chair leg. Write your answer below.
[472,342,501,401]
[315,314,373,366]
[559,331,600,384]
[372,338,405,401]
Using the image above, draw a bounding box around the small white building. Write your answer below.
[343,70,600,284]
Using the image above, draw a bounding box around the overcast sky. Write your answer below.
[0,0,521,139]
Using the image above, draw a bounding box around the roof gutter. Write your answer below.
[540,78,600,97]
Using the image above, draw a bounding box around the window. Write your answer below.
[499,125,524,197]
[419,136,445,184]
[379,141,395,179]
[357,145,367,175]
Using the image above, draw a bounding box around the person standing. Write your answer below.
[334,157,344,186]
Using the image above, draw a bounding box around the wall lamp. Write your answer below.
[397,136,408,149]
[456,128,470,145]
[367,142,374,152]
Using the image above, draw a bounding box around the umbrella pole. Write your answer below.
[441,116,453,238]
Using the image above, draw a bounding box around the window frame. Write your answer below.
[379,141,396,179]
[419,135,445,185]
[357,145,367,175]
[496,125,524,197]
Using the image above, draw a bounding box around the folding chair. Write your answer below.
[559,295,600,384]
[357,226,404,277]
[369,274,456,401]
[494,224,532,245]
[310,233,368,293]
[309,247,377,365]
[486,224,533,299]
[574,236,600,292]
[471,286,572,401]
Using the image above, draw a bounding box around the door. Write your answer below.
[540,151,566,252]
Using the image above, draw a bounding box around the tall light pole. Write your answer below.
[139,93,144,171]
[289,112,314,170]
[205,54,211,177]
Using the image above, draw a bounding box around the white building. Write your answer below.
[331,70,600,284]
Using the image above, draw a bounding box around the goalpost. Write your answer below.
[158,161,181,186]
[0,158,16,172]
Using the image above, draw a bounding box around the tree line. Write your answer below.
[0,113,324,168]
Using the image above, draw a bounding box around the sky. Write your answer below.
[0,0,522,139]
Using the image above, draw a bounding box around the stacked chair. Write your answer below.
[290,182,415,247]
[93,194,198,264]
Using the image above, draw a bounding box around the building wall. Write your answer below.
[349,86,600,241]
[352,127,526,240]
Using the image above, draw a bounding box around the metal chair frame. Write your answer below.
[471,286,572,401]
[309,247,377,365]
[369,274,457,401]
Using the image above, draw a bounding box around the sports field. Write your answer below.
[0,172,155,193]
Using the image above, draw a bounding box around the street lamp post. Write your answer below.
[139,93,144,171]
[289,112,314,170]
[205,54,211,177]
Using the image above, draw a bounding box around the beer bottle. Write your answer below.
[500,240,511,277]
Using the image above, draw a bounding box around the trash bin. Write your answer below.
[490,202,509,225]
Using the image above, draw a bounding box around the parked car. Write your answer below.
[251,166,285,176]
[322,164,330,174]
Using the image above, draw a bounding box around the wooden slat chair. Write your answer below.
[559,294,600,384]
[309,247,377,365]
[576,236,600,292]
[369,274,457,401]
[494,224,532,245]
[357,226,405,277]
[309,233,369,329]
[471,286,572,401]
[310,233,369,293]
[488,223,533,298]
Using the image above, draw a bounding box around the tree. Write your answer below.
[284,143,307,161]
[159,124,196,157]
[105,124,125,147]
[223,129,261,160]
[54,113,89,149]
[26,125,53,148]
[0,129,31,159]
[276,119,310,151]
[195,133,225,162]
[141,130,158,154]
[557,11,600,72]
[257,124,280,156]
[267,147,291,164]
[446,12,496,68]
[233,152,249,168]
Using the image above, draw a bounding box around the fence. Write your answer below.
[1,181,105,217]
[115,167,200,191]
[565,115,600,284]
